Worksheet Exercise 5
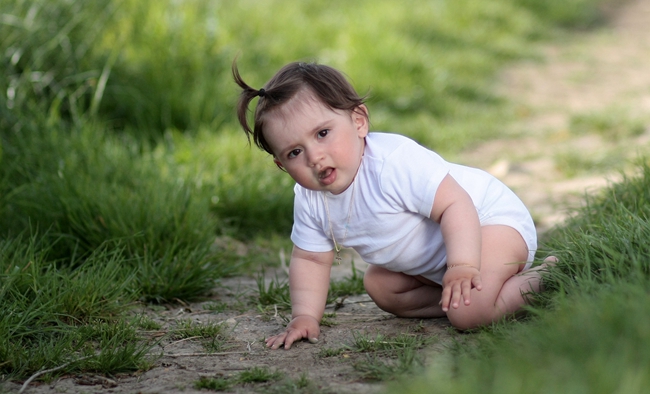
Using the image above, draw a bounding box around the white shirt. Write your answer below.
[291,132,536,284]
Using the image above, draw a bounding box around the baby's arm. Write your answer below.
[430,174,483,312]
[265,246,334,350]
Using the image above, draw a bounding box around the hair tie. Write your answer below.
[257,88,266,98]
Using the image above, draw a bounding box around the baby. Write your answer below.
[233,60,548,350]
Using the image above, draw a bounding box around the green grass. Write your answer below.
[254,272,292,313]
[569,109,646,141]
[553,149,624,178]
[167,319,229,353]
[1,121,233,301]
[318,347,349,358]
[171,319,228,338]
[351,331,436,353]
[316,329,437,382]
[1,0,609,151]
[195,370,324,394]
[258,373,330,394]
[195,376,232,391]
[237,366,284,384]
[0,234,155,379]
[320,312,338,327]
[553,108,648,177]
[354,349,425,382]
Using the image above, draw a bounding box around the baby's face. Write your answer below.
[263,89,368,194]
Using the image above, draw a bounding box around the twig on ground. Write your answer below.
[156,351,251,358]
[165,336,202,348]
[19,355,94,394]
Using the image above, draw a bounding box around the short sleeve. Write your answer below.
[290,185,334,252]
[378,140,450,217]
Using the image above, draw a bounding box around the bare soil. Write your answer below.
[10,1,650,393]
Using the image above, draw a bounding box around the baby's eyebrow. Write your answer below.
[307,120,330,135]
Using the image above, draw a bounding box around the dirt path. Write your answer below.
[10,1,650,393]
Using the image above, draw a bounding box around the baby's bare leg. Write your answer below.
[363,265,445,318]
[445,225,540,330]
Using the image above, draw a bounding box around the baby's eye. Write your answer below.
[317,129,329,138]
[288,149,301,159]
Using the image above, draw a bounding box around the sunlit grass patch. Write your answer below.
[351,331,436,354]
[254,272,292,313]
[171,319,228,340]
[551,108,649,178]
[155,128,295,239]
[260,372,328,394]
[237,366,284,384]
[2,0,609,147]
[195,376,232,391]
[553,149,625,178]
[318,347,349,358]
[354,349,425,382]
[320,312,338,328]
[169,319,229,352]
[202,302,228,313]
[348,331,437,381]
[319,329,438,362]
[569,109,647,142]
[133,315,162,331]
[0,234,155,380]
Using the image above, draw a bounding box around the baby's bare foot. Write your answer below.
[536,256,558,291]
[544,256,558,265]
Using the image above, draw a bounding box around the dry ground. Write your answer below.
[10,1,650,393]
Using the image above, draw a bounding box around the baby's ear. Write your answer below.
[273,158,285,172]
[353,105,369,137]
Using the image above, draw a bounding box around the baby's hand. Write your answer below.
[265,315,320,350]
[440,265,482,312]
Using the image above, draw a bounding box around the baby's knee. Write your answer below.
[363,268,382,302]
[446,308,489,331]
[362,267,397,311]
[362,265,386,295]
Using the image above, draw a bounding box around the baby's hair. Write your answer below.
[233,60,368,155]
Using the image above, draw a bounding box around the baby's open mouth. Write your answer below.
[319,168,334,180]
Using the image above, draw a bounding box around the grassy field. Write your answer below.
[2,0,639,389]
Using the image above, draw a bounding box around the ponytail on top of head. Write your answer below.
[232,58,368,155]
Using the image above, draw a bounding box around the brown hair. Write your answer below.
[233,60,368,155]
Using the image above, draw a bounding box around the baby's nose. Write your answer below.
[307,148,324,167]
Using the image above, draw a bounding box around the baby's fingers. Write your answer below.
[460,279,473,306]
[440,286,452,312]
[266,326,320,350]
[450,282,464,309]
[280,330,303,350]
[282,326,320,350]
[471,273,483,291]
[441,283,463,311]
[265,333,288,350]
